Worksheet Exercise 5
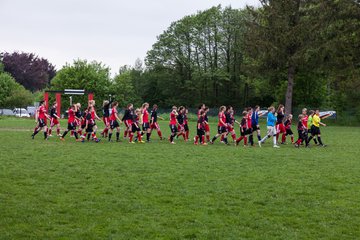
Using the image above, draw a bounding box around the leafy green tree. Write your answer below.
[51,59,112,111]
[0,72,34,108]
[112,70,142,108]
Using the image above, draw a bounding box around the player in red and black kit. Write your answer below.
[294,114,307,148]
[78,108,88,136]
[60,104,80,141]
[149,104,164,140]
[169,106,178,144]
[246,107,255,146]
[48,101,61,137]
[88,100,101,136]
[122,103,133,139]
[194,110,207,145]
[184,108,190,141]
[210,106,228,144]
[222,106,237,143]
[176,106,186,141]
[81,105,100,143]
[129,108,144,143]
[32,100,50,140]
[101,100,111,138]
[108,101,122,142]
[197,103,205,120]
[204,107,211,143]
[141,102,151,142]
[235,111,249,146]
[276,104,286,143]
[282,114,294,144]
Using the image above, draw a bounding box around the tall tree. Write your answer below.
[0,51,56,92]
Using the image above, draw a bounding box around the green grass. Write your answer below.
[0,117,359,239]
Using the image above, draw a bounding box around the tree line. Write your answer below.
[1,1,359,118]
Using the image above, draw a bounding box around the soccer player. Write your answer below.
[276,104,286,143]
[307,110,318,145]
[282,114,294,144]
[224,106,237,143]
[169,106,178,144]
[258,106,279,148]
[251,105,262,142]
[88,101,101,136]
[210,106,228,144]
[101,100,111,138]
[194,110,207,145]
[306,109,327,147]
[235,111,248,147]
[129,108,144,144]
[246,107,254,146]
[60,104,80,141]
[108,101,122,142]
[184,108,190,141]
[301,108,309,144]
[32,100,50,140]
[294,114,307,148]
[176,106,186,141]
[48,101,61,137]
[149,104,164,140]
[204,107,211,143]
[82,105,100,143]
[141,102,151,142]
[122,104,134,139]
[197,103,205,119]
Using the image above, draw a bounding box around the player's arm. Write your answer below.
[116,114,122,123]
[158,116,164,120]
[94,112,101,121]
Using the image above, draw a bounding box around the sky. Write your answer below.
[1,0,259,74]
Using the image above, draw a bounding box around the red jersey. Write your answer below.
[169,112,177,125]
[68,108,75,123]
[110,107,117,121]
[91,108,96,120]
[284,119,292,130]
[247,114,252,128]
[218,112,226,127]
[37,106,47,120]
[302,115,308,129]
[142,108,149,123]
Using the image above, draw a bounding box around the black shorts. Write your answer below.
[81,124,86,129]
[252,125,260,131]
[169,124,177,133]
[67,122,76,131]
[311,125,320,135]
[298,130,306,140]
[184,124,189,131]
[197,128,205,136]
[86,124,94,133]
[110,120,119,129]
[142,122,150,131]
[286,128,293,136]
[38,119,47,128]
[244,128,252,135]
[240,130,246,137]
[217,126,227,134]
[132,123,140,133]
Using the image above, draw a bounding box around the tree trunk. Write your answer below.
[285,64,295,114]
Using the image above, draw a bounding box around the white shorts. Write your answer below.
[266,126,276,136]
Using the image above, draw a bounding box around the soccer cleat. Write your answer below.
[139,140,145,143]
[95,138,101,143]
[209,141,214,145]
[129,141,135,144]
[258,141,262,147]
[319,144,327,147]
[57,134,62,137]
[194,142,198,145]
[48,134,53,137]
[273,145,280,148]
[294,143,299,148]
[31,134,34,139]
[201,142,208,146]
[60,137,65,141]
[170,141,176,144]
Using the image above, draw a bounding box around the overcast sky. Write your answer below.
[1,0,259,74]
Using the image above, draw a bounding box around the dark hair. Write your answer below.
[127,103,133,108]
[255,105,260,109]
[277,104,284,112]
[204,107,209,111]
[153,104,158,109]
[112,101,118,107]
[199,110,204,115]
[53,101,57,106]
[39,100,45,105]
[247,107,252,111]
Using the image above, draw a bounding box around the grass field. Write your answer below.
[0,117,359,239]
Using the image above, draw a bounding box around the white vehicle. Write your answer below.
[13,108,31,118]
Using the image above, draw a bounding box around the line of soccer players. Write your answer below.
[31,100,327,147]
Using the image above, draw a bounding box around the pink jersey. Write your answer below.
[110,107,117,121]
